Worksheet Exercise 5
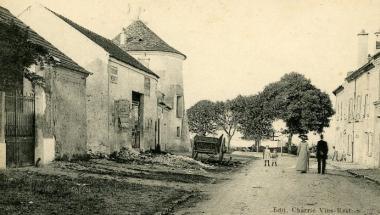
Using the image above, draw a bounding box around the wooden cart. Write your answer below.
[192,134,226,162]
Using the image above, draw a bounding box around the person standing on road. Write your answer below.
[331,146,338,161]
[296,134,310,173]
[263,145,271,166]
[271,149,278,166]
[316,134,328,174]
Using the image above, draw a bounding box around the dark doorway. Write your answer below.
[154,119,161,151]
[5,92,35,167]
[131,91,143,149]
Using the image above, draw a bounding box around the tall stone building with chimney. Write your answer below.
[113,20,190,152]
[333,29,380,168]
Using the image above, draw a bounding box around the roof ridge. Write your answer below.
[44,7,108,42]
[44,7,159,78]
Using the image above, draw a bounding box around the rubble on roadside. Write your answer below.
[109,147,216,170]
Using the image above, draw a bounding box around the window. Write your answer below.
[348,98,353,122]
[340,101,343,120]
[364,94,368,118]
[109,66,118,84]
[366,94,370,118]
[176,126,181,137]
[176,96,183,118]
[356,95,361,120]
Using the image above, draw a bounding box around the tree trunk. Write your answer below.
[255,138,261,152]
[226,135,232,152]
[287,133,293,151]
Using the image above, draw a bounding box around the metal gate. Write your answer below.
[5,93,35,167]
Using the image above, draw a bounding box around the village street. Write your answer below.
[177,153,380,215]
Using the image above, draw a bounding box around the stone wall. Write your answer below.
[50,67,88,159]
[128,51,190,152]
[108,58,158,152]
[33,66,88,163]
[85,58,109,154]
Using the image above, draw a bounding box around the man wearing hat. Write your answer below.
[316,134,329,174]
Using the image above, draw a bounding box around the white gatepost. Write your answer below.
[34,85,55,165]
[0,92,6,169]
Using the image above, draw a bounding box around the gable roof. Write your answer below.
[114,20,186,59]
[46,8,159,79]
[0,6,89,75]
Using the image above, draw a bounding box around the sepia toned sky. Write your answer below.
[2,0,380,109]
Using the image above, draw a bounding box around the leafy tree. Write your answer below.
[187,100,218,136]
[262,72,335,145]
[214,100,239,151]
[234,94,274,151]
[0,20,49,93]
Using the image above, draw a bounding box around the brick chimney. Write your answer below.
[375,29,380,55]
[357,29,369,67]
[120,28,126,46]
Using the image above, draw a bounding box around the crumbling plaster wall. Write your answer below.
[108,59,158,152]
[32,66,88,162]
[128,51,190,152]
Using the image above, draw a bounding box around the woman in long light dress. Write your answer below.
[296,135,310,173]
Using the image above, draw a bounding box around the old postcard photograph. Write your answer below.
[0,0,380,214]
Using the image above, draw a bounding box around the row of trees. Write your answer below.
[187,73,335,150]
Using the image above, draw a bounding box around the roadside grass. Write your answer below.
[0,152,256,215]
[0,170,195,215]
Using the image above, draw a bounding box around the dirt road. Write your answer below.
[177,153,380,215]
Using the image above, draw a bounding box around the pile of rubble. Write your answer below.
[150,154,215,170]
[110,147,215,170]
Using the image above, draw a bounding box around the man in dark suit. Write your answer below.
[316,134,328,174]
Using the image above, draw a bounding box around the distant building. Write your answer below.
[333,29,380,168]
[113,20,190,151]
[0,6,90,168]
[19,5,161,155]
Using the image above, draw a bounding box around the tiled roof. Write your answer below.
[0,7,89,75]
[46,8,159,79]
[114,20,186,59]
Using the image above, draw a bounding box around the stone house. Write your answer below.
[113,20,190,151]
[19,5,160,155]
[333,30,380,168]
[0,7,90,168]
